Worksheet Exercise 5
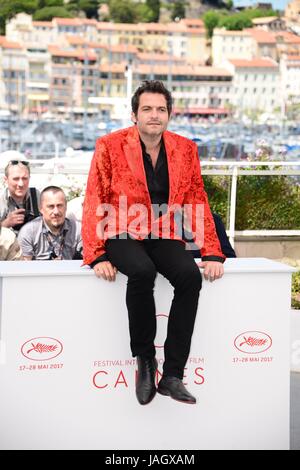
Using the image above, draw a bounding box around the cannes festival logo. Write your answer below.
[21,337,63,361]
[234,331,272,354]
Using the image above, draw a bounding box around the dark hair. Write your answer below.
[40,185,66,205]
[131,80,172,116]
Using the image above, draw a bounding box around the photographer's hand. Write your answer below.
[1,209,25,228]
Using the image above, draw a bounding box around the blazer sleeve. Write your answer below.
[82,138,112,265]
[183,142,225,262]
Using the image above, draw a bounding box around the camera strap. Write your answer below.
[29,188,40,217]
[45,229,67,259]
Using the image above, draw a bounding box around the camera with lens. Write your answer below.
[13,209,36,232]
[48,251,63,260]
[24,209,36,224]
[13,188,40,233]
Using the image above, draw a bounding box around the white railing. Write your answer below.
[1,160,300,247]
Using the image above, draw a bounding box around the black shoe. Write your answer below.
[136,356,157,405]
[157,376,196,404]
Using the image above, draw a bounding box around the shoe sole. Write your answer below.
[157,388,196,404]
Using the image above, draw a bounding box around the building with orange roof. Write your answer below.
[280,54,300,106]
[251,16,287,32]
[90,63,233,119]
[6,14,206,62]
[0,36,28,113]
[225,58,280,113]
[26,47,51,115]
[213,26,300,67]
[246,28,277,62]
[2,12,298,120]
[212,28,254,66]
[48,44,99,115]
[6,13,57,49]
[136,52,186,65]
[52,17,98,42]
[274,31,300,57]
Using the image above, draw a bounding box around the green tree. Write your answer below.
[219,12,252,30]
[224,0,233,9]
[203,10,221,38]
[171,1,186,20]
[33,6,73,20]
[66,0,100,18]
[39,0,64,6]
[236,174,300,230]
[79,0,100,18]
[202,7,279,36]
[203,172,300,231]
[203,174,230,223]
[108,0,138,23]
[136,2,156,22]
[292,271,300,309]
[108,0,158,23]
[146,0,160,22]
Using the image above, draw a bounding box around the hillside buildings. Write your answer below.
[1,4,300,120]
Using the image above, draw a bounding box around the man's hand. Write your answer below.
[197,261,224,282]
[1,208,25,228]
[93,261,118,281]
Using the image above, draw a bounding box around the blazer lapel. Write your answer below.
[123,126,148,186]
[163,131,181,206]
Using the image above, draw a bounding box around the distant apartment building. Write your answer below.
[26,47,51,114]
[280,54,300,104]
[0,36,27,114]
[48,45,99,116]
[90,62,233,119]
[6,13,99,46]
[224,58,281,113]
[96,19,206,61]
[6,13,57,49]
[6,14,206,62]
[212,28,277,66]
[274,30,300,57]
[248,28,277,61]
[54,17,98,42]
[212,29,254,66]
[2,13,299,119]
[212,26,300,65]
[251,16,287,31]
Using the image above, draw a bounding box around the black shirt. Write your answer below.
[140,139,169,212]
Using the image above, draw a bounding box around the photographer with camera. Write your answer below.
[0,160,40,234]
[18,186,82,261]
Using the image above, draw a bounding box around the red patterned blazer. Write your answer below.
[82,125,225,265]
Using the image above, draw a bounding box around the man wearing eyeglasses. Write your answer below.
[0,160,40,234]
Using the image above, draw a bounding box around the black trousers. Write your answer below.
[106,237,202,379]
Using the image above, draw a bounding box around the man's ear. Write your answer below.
[3,176,8,186]
[131,112,137,124]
